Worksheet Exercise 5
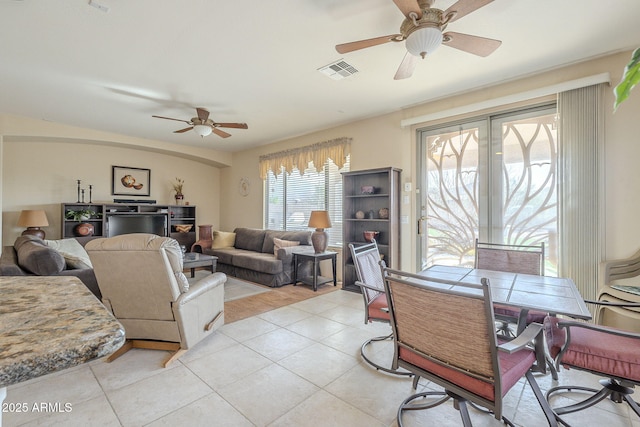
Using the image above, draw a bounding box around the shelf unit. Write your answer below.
[61,203,197,248]
[342,167,401,292]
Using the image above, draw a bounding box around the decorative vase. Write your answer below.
[73,222,94,237]
[175,194,184,205]
[191,224,213,252]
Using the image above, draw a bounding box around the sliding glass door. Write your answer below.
[417,104,558,275]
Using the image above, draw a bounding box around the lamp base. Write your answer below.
[22,227,45,239]
[311,229,328,254]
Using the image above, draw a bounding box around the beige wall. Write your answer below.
[2,50,639,272]
[222,50,640,273]
[1,133,223,246]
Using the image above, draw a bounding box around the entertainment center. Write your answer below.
[61,202,197,248]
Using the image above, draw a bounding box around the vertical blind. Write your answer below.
[557,83,606,302]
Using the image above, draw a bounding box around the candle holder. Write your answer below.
[76,180,81,203]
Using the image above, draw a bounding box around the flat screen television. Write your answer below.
[106,214,167,237]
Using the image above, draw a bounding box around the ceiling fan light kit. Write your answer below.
[193,124,212,137]
[335,0,501,79]
[406,26,443,58]
[152,107,247,139]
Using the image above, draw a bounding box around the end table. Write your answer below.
[293,251,338,291]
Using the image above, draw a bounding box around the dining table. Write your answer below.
[418,264,593,329]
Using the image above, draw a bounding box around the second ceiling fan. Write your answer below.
[152,107,248,138]
[336,0,502,80]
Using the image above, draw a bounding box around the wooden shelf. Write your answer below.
[61,203,197,248]
[341,167,401,292]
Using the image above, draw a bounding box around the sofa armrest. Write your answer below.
[0,247,26,276]
[176,272,226,306]
[276,246,313,261]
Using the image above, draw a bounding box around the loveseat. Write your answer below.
[0,235,101,299]
[201,227,314,287]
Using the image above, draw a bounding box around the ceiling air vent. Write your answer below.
[318,59,359,80]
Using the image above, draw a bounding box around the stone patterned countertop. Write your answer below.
[0,276,125,388]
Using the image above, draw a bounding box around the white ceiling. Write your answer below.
[1,0,640,152]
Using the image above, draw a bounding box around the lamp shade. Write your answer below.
[17,210,49,227]
[17,209,49,239]
[193,124,212,137]
[308,210,332,229]
[405,26,443,58]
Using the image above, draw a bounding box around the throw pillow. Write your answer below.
[212,231,236,249]
[14,235,66,275]
[273,237,300,255]
[45,238,93,269]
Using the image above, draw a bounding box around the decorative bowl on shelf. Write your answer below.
[360,185,375,194]
[363,230,380,242]
[355,210,365,219]
[174,224,193,233]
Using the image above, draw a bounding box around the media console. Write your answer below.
[61,202,197,248]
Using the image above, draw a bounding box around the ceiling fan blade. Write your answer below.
[174,127,194,133]
[393,0,422,19]
[443,32,501,57]
[196,107,210,122]
[212,128,231,138]
[336,34,402,54]
[152,115,192,125]
[394,52,419,80]
[215,122,248,129]
[445,0,494,23]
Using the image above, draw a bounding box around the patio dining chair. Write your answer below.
[545,300,640,424]
[383,267,556,427]
[349,240,411,377]
[475,239,546,337]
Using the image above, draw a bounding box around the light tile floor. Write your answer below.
[4,290,640,426]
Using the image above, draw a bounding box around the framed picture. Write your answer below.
[112,166,151,196]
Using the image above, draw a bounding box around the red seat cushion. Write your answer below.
[368,293,390,322]
[399,345,536,402]
[545,316,640,382]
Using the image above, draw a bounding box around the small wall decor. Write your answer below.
[112,166,151,196]
[239,177,250,197]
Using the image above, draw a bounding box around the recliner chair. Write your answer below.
[86,233,226,367]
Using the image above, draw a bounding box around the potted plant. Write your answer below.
[172,177,185,205]
[65,208,96,221]
[614,47,640,111]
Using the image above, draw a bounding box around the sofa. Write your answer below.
[200,227,314,287]
[0,235,101,299]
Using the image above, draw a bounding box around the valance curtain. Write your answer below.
[259,137,351,180]
[557,83,606,303]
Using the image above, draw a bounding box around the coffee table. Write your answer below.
[183,253,218,278]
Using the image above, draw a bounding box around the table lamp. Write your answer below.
[17,209,49,239]
[308,210,332,253]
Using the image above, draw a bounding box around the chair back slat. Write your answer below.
[385,270,498,381]
[350,241,384,303]
[475,239,544,276]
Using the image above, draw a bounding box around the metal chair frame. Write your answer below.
[349,240,412,377]
[547,300,640,426]
[383,267,556,427]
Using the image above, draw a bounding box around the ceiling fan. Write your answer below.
[152,107,248,138]
[335,0,502,80]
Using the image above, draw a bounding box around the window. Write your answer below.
[264,157,350,246]
[418,104,558,275]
